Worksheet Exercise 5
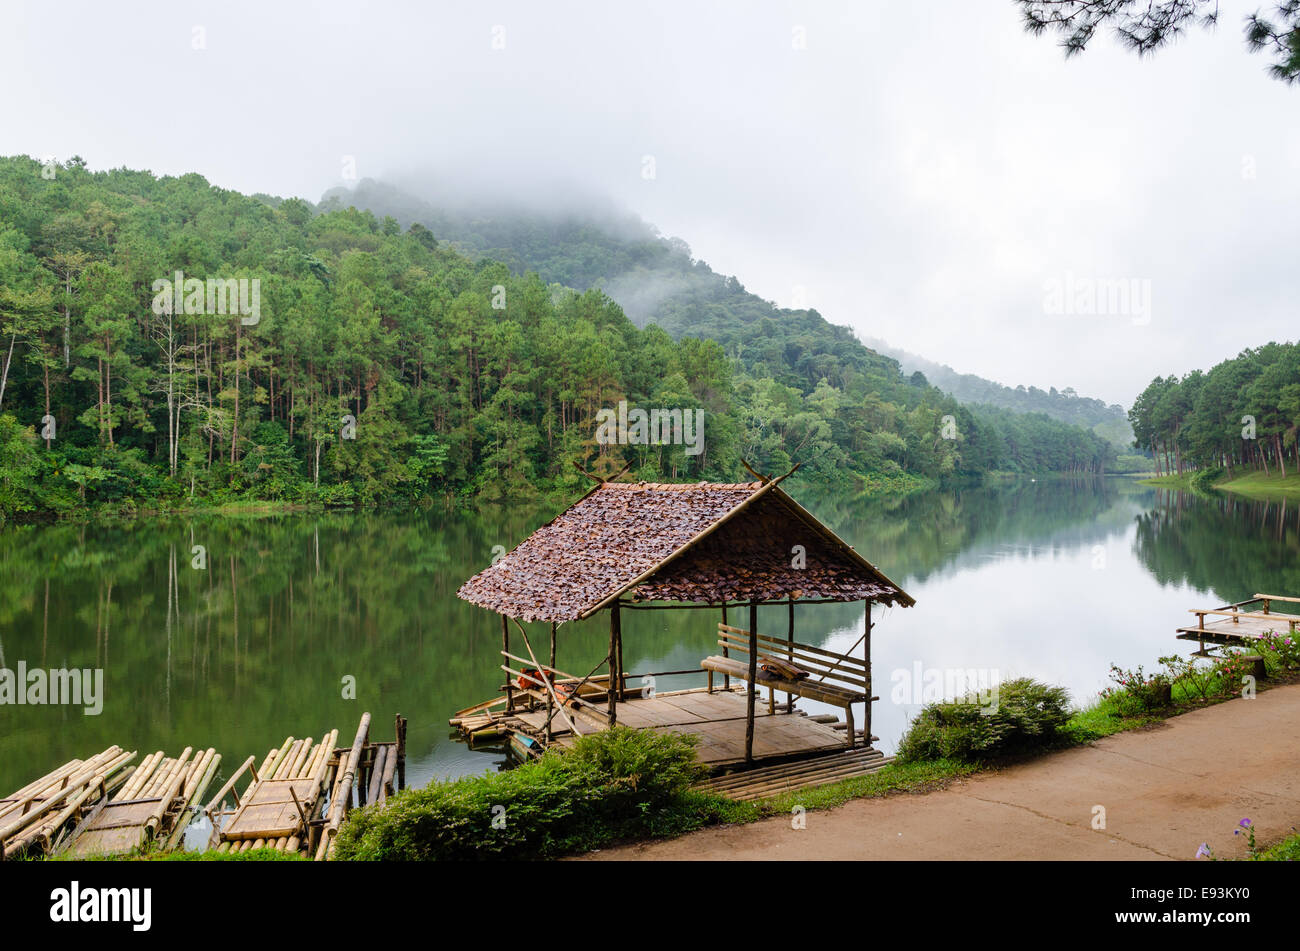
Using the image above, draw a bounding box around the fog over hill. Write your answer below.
[328,177,1134,447]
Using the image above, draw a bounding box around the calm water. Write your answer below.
[2,478,1298,795]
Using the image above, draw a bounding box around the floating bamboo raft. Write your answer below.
[212,730,338,856]
[0,712,407,861]
[207,713,407,860]
[67,747,221,858]
[0,746,136,859]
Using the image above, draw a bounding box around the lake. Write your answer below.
[3,477,1297,796]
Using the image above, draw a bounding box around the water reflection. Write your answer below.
[0,477,1290,793]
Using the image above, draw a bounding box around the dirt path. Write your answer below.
[587,683,1300,861]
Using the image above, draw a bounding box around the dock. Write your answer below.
[453,469,914,800]
[456,683,877,766]
[1176,592,1300,656]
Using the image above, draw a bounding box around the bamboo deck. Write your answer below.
[454,685,882,777]
[68,747,220,858]
[699,747,894,801]
[1176,594,1300,656]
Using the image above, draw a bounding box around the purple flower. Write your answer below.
[1196,843,1211,859]
[1239,818,1252,828]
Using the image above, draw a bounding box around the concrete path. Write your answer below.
[587,683,1300,861]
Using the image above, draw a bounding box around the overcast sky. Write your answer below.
[3,0,1297,407]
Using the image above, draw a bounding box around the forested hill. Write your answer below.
[332,180,1129,443]
[0,156,1115,519]
[321,179,913,390]
[863,339,1133,447]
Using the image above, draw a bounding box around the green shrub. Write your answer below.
[334,727,713,860]
[1258,631,1300,670]
[1100,663,1172,714]
[896,677,1072,764]
[1190,466,1226,491]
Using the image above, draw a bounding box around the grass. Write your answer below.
[701,759,977,826]
[45,846,304,861]
[1141,469,1300,497]
[1256,830,1300,860]
[1061,694,1163,741]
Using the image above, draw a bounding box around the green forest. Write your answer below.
[1128,342,1300,479]
[0,155,1116,520]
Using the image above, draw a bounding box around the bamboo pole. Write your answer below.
[366,746,387,806]
[745,601,758,763]
[0,757,88,823]
[720,603,729,692]
[316,713,370,860]
[165,750,221,852]
[547,622,557,744]
[203,755,255,816]
[379,744,398,805]
[864,601,873,747]
[264,736,295,780]
[502,614,514,713]
[395,715,406,791]
[787,599,795,712]
[608,602,621,726]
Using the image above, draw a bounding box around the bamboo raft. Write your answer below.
[211,730,338,856]
[1176,593,1300,656]
[0,746,136,859]
[208,713,407,860]
[67,747,221,857]
[0,712,407,861]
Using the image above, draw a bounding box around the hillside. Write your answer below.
[0,156,1116,519]
[331,179,1126,453]
[864,338,1133,447]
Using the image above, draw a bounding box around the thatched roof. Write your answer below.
[456,479,914,623]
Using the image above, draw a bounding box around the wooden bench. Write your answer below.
[703,624,876,748]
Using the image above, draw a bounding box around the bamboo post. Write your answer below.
[365,746,387,807]
[316,712,370,860]
[787,598,795,713]
[745,601,758,763]
[608,602,621,726]
[615,612,625,701]
[394,714,407,791]
[502,614,514,712]
[379,744,398,804]
[864,600,873,748]
[547,622,557,744]
[721,603,730,691]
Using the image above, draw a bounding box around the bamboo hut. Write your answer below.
[454,468,915,793]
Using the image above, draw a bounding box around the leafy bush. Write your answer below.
[896,677,1072,764]
[1258,631,1300,670]
[1190,466,1226,491]
[1100,663,1172,714]
[1160,653,1253,703]
[334,727,713,860]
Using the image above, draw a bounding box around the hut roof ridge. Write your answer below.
[456,478,913,623]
